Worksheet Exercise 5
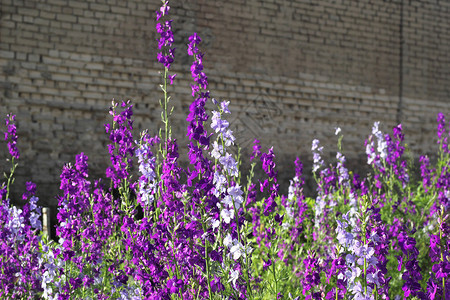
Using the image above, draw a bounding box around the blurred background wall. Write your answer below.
[0,0,449,210]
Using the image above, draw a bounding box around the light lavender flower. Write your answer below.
[219,153,238,177]
[211,111,229,134]
[345,266,361,284]
[221,101,230,114]
[211,141,224,160]
[312,139,324,172]
[222,129,235,146]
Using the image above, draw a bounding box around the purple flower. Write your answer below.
[105,101,135,188]
[22,181,37,200]
[4,114,19,159]
[0,180,42,298]
[156,1,176,72]
[432,261,450,279]
[210,276,224,293]
[355,245,375,264]
[429,234,441,263]
[167,277,183,294]
[396,230,423,298]
[437,113,449,153]
[419,155,434,192]
[250,139,261,161]
[187,33,202,55]
[168,74,176,84]
[336,152,349,187]
[261,147,278,180]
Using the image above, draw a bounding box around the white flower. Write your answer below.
[228,269,239,286]
[377,139,387,159]
[366,142,376,165]
[213,172,227,196]
[221,208,233,224]
[335,127,341,135]
[372,121,380,136]
[230,241,244,260]
[212,219,220,229]
[211,141,224,160]
[312,139,320,151]
[281,222,291,230]
[222,194,243,210]
[223,234,233,248]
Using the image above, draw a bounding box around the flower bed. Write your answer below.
[0,1,448,299]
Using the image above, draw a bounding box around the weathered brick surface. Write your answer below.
[0,0,449,206]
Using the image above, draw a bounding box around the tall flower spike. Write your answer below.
[105,100,135,188]
[4,114,19,159]
[311,139,324,172]
[136,132,159,209]
[437,113,449,153]
[156,0,176,73]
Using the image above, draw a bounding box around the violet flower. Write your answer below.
[105,100,135,189]
[251,139,262,161]
[156,0,176,74]
[4,113,19,159]
[419,155,434,192]
[397,230,426,298]
[0,183,43,298]
[437,113,449,153]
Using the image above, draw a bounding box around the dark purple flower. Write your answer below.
[437,113,449,153]
[105,101,135,188]
[156,0,176,81]
[4,114,19,159]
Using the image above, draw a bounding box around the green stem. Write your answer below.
[5,157,16,201]
[164,67,169,143]
[271,255,278,295]
[200,207,212,298]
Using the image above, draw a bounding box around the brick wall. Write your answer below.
[0,0,449,206]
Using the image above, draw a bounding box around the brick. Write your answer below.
[111,6,130,14]
[52,74,71,81]
[56,13,77,23]
[89,3,110,12]
[68,1,88,9]
[77,17,98,25]
[39,11,56,19]
[42,56,61,64]
[85,63,104,70]
[0,50,15,59]
[18,7,39,17]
